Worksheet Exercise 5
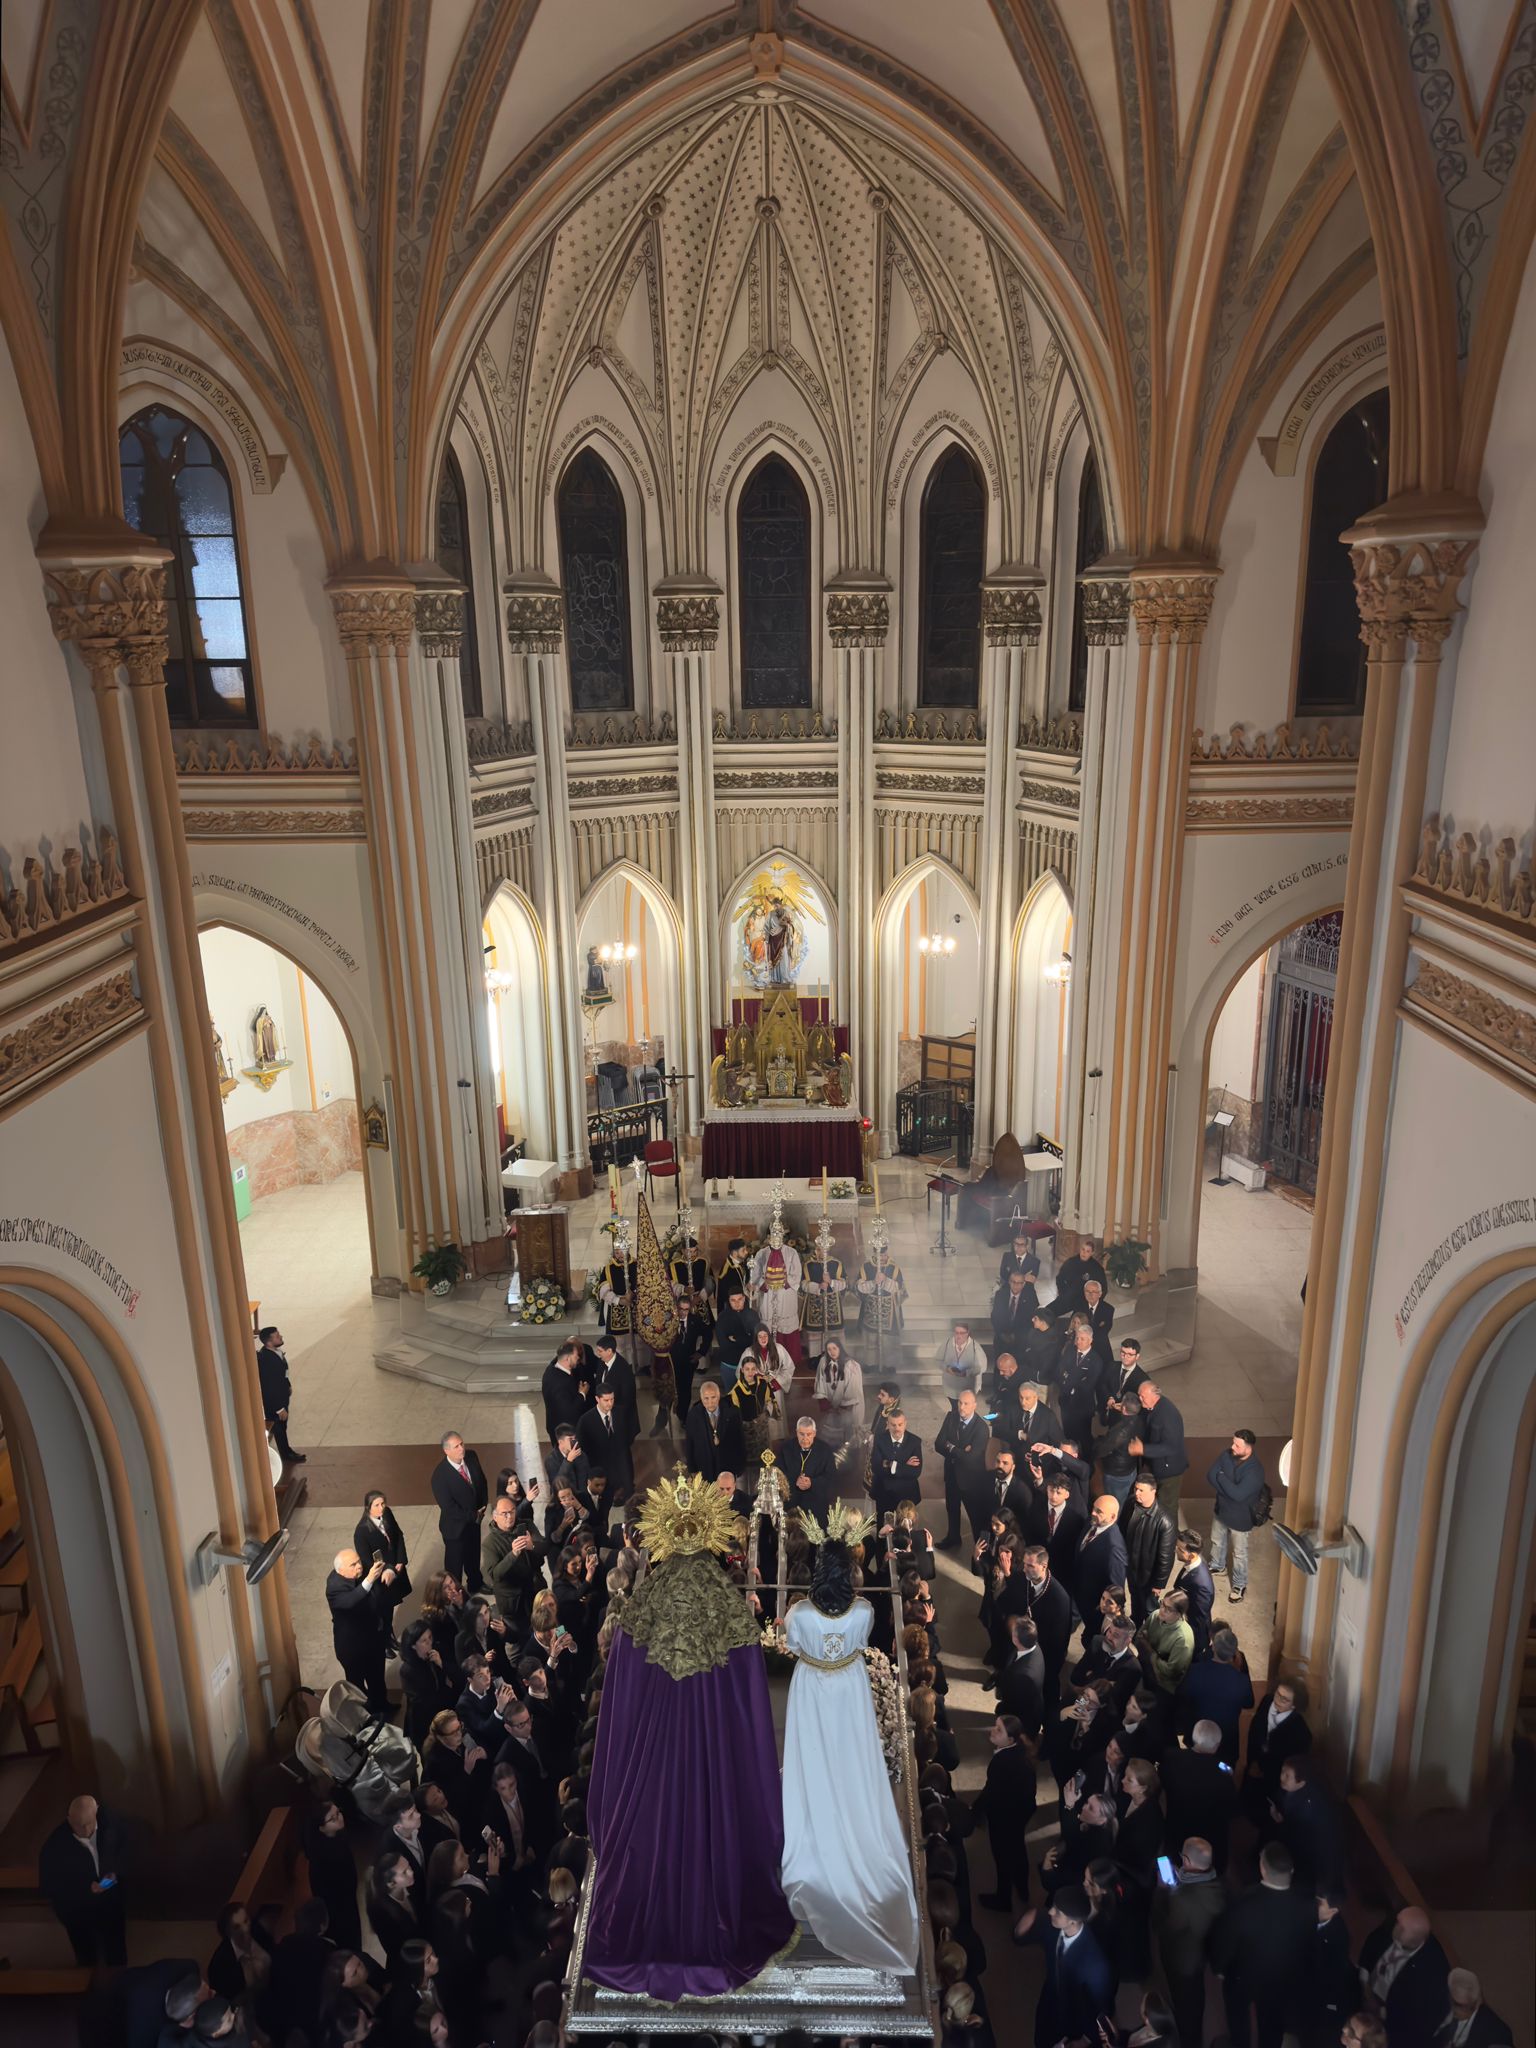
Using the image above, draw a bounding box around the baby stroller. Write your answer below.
[292,1679,419,1820]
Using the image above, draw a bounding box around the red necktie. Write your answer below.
[458,1462,469,1485]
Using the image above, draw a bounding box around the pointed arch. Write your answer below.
[557,445,636,714]
[873,855,983,1152]
[1008,868,1075,1146]
[483,882,557,1164]
[918,444,987,709]
[736,452,814,711]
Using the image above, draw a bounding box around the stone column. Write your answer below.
[505,575,589,1188]
[1059,574,1132,1235]
[974,575,1044,1162]
[1099,565,1219,1269]
[1278,512,1480,1687]
[43,548,299,1795]
[827,581,889,1134]
[657,581,723,1140]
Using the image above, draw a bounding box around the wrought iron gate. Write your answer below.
[1259,915,1340,1194]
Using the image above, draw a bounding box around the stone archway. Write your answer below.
[872,856,982,1155]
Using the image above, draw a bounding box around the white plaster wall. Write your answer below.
[899,868,980,1039]
[304,977,354,1104]
[200,925,306,1127]
[1208,954,1265,1100]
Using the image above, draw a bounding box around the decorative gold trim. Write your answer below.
[874,708,984,744]
[1349,535,1479,652]
[0,831,128,954]
[1257,325,1387,474]
[414,588,466,658]
[0,971,144,1105]
[714,709,834,741]
[1019,712,1083,754]
[714,770,839,792]
[182,806,367,839]
[1130,570,1219,645]
[1192,721,1358,763]
[43,559,169,679]
[466,720,536,761]
[505,592,564,654]
[173,731,358,774]
[363,1100,389,1150]
[826,590,890,648]
[471,790,536,821]
[567,775,678,800]
[655,593,721,652]
[980,583,1042,647]
[569,712,677,748]
[1410,813,1535,933]
[1403,962,1536,1079]
[1080,578,1131,646]
[327,583,415,653]
[1019,780,1080,813]
[1185,795,1354,829]
[876,770,985,797]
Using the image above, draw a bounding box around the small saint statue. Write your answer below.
[251,1004,280,1066]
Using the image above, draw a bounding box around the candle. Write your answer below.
[873,1164,881,1209]
[822,1166,829,1216]
[608,1163,620,1214]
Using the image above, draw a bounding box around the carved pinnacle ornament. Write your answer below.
[1130,571,1219,645]
[44,562,169,680]
[655,593,720,653]
[414,588,465,658]
[1080,579,1131,646]
[1349,536,1479,654]
[980,584,1042,648]
[826,591,889,649]
[505,593,565,654]
[328,585,416,654]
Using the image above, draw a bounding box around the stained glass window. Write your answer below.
[1068,446,1106,715]
[118,405,255,727]
[738,455,811,709]
[918,446,986,707]
[436,448,484,718]
[557,449,633,712]
[1296,389,1390,714]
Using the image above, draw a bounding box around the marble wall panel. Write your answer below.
[228,1099,361,1201]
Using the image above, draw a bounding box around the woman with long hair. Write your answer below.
[418,1572,465,1666]
[421,1709,488,1830]
[300,1797,362,1952]
[354,1488,411,1637]
[398,1619,457,1751]
[813,1336,864,1459]
[728,1342,783,1463]
[452,1593,513,1686]
[367,1848,422,1970]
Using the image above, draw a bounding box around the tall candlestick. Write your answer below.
[608,1163,620,1214]
[873,1164,881,1209]
[822,1165,829,1216]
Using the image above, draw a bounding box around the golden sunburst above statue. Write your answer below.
[635,1470,746,1563]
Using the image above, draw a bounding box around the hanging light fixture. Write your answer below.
[599,940,638,968]
[917,932,957,958]
[1043,951,1072,987]
[485,967,516,996]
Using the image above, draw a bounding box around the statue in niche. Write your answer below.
[584,946,614,1008]
[251,1005,280,1066]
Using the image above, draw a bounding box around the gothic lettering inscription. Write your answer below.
[0,1217,141,1316]
[192,873,358,971]
[1395,1199,1536,1340]
[1207,851,1347,947]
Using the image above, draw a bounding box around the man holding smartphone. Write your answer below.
[39,1795,127,1965]
[325,1548,392,1715]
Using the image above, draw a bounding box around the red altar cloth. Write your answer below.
[701,1112,863,1180]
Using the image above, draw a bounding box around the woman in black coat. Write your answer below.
[301,1798,362,1952]
[421,1709,489,1830]
[398,1619,457,1750]
[354,1489,411,1633]
[366,1849,423,1972]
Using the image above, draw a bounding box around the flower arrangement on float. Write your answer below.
[863,1647,903,1781]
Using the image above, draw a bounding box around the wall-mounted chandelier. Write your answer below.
[917,932,957,958]
[1043,952,1072,987]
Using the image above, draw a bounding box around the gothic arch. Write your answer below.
[727,447,820,716]
[574,860,686,1105]
[873,854,982,1152]
[483,882,557,1166]
[549,429,654,722]
[718,846,840,1010]
[1007,869,1074,1146]
[892,425,997,717]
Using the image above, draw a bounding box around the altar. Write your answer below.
[705,982,863,1179]
[703,1173,861,1236]
[701,1101,864,1180]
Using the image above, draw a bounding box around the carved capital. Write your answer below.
[44,561,169,681]
[505,592,565,655]
[415,588,465,658]
[980,584,1042,648]
[1080,578,1131,646]
[328,583,416,654]
[826,590,890,649]
[1349,534,1479,654]
[1131,571,1219,645]
[655,593,720,653]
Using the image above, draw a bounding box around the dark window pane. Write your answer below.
[435,448,484,718]
[558,448,633,712]
[163,659,194,723]
[919,446,985,707]
[738,455,811,708]
[206,665,251,713]
[1296,389,1389,714]
[1067,447,1106,715]
[174,462,234,536]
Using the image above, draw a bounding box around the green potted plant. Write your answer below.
[412,1239,469,1295]
[1103,1237,1151,1294]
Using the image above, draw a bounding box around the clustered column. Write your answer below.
[658,583,724,1141]
[974,578,1044,1161]
[827,583,889,1126]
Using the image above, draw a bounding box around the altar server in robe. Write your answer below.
[751,1224,803,1366]
[598,1242,640,1338]
[800,1244,846,1356]
[717,1237,754,1301]
[857,1248,907,1337]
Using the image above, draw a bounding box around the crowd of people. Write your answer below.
[40,1229,1509,2048]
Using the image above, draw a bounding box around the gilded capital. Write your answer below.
[415,588,466,658]
[655,593,721,654]
[328,583,416,654]
[1349,535,1479,655]
[1080,578,1131,646]
[980,584,1042,648]
[1130,570,1219,645]
[44,561,169,681]
[505,592,565,655]
[826,590,889,649]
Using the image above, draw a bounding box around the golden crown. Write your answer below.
[635,1470,746,1563]
[797,1501,876,1549]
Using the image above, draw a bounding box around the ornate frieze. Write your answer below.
[826,592,890,649]
[44,561,169,680]
[655,594,720,653]
[567,775,679,801]
[328,584,416,654]
[504,593,564,655]
[878,770,986,797]
[0,832,128,954]
[981,585,1042,647]
[467,720,535,762]
[1185,795,1354,830]
[1019,713,1082,755]
[471,790,536,821]
[1410,815,1535,934]
[1349,535,1480,653]
[414,588,465,658]
[1080,578,1131,646]
[715,770,840,792]
[1404,963,1536,1082]
[174,732,357,774]
[713,710,834,742]
[182,807,367,840]
[1018,780,1080,813]
[120,339,286,492]
[568,713,677,748]
[873,708,984,744]
[0,970,144,1105]
[1192,721,1357,763]
[1130,571,1219,645]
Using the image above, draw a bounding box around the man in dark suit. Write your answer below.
[935,1388,993,1549]
[779,1414,838,1524]
[973,1712,1037,1910]
[1019,1543,1073,1716]
[1054,1324,1106,1454]
[326,1547,391,1714]
[540,1345,590,1444]
[1128,1379,1189,1518]
[997,1381,1062,1464]
[256,1325,304,1465]
[1358,1907,1451,2048]
[494,1698,560,1856]
[1035,1885,1114,2048]
[870,1409,924,1522]
[989,1268,1041,1362]
[590,1334,640,1443]
[1432,1968,1513,2048]
[577,1389,634,1501]
[1119,1472,1177,1622]
[1077,1279,1116,1363]
[38,1795,127,1965]
[1176,1624,1255,1761]
[1160,1719,1237,1866]
[994,1615,1045,1739]
[432,1430,490,1592]
[684,1379,745,1480]
[1307,1885,1361,2048]
[1168,1528,1215,1656]
[1073,1495,1129,1636]
[1243,1678,1312,1819]
[1212,1842,1315,2048]
[1028,1473,1087,1584]
[1099,1335,1148,1423]
[986,1447,1035,1527]
[543,1424,588,1497]
[1273,1754,1343,1886]
[1052,1236,1108,1320]
[1068,1615,1142,1715]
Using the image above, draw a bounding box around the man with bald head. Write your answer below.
[325,1546,391,1715]
[1073,1493,1128,1636]
[1359,1905,1450,2048]
[39,1792,127,1963]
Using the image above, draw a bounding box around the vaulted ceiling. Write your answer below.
[2,0,1531,558]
